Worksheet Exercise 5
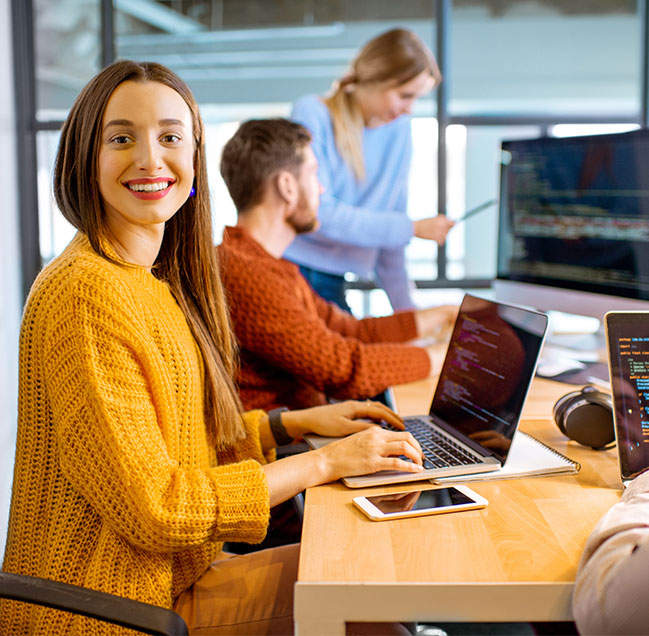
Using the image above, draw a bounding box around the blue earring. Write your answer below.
[189,186,196,197]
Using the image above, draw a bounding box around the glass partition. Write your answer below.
[115,2,438,110]
[450,0,640,117]
[36,130,74,264]
[34,0,101,121]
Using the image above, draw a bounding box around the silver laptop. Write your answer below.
[306,294,549,488]
[605,311,649,488]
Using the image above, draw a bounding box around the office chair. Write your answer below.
[0,571,189,636]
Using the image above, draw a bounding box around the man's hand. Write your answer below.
[426,341,449,376]
[415,304,459,339]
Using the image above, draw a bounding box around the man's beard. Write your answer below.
[287,192,318,234]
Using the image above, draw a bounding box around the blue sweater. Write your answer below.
[286,94,416,310]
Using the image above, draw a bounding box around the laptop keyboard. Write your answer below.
[382,418,481,470]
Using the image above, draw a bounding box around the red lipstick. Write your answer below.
[123,178,175,200]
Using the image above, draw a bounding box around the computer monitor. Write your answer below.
[495,129,649,326]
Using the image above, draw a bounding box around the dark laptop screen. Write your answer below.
[605,312,649,482]
[430,295,548,463]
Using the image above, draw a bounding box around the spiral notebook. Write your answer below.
[432,431,580,484]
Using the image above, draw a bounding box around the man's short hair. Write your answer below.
[220,118,312,214]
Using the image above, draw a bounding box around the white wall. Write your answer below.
[1,0,20,557]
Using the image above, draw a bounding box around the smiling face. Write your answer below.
[97,80,195,239]
[356,70,435,128]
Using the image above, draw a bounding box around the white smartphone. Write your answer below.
[353,485,487,521]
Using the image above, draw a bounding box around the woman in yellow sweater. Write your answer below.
[0,61,424,635]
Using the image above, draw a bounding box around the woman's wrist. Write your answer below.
[268,407,293,446]
[312,445,336,484]
[279,406,326,440]
[276,409,307,440]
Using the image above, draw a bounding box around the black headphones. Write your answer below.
[553,385,615,450]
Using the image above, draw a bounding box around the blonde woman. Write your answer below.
[287,28,455,312]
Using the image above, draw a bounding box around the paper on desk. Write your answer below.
[432,431,579,484]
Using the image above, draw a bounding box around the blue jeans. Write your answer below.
[299,265,351,313]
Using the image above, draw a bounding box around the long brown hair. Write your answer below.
[53,60,244,448]
[325,28,441,181]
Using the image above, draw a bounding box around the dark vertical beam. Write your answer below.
[436,0,451,280]
[101,0,115,67]
[641,0,649,127]
[12,0,41,300]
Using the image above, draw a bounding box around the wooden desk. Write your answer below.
[294,377,622,635]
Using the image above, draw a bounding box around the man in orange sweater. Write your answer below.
[218,118,458,412]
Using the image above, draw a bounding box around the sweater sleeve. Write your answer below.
[219,410,276,465]
[227,257,430,399]
[46,277,269,551]
[573,471,649,635]
[290,96,414,249]
[312,291,419,343]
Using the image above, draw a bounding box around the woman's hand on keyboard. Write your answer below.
[315,426,425,482]
[281,399,403,440]
[263,405,422,505]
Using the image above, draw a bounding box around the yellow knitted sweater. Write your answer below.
[1,233,271,635]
